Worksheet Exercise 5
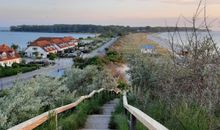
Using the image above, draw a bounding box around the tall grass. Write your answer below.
[127,93,212,130]
[109,98,129,130]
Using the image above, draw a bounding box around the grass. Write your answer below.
[127,93,214,130]
[109,98,129,130]
[109,95,148,130]
[35,91,117,130]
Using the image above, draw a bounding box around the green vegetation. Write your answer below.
[66,65,117,95]
[0,63,116,129]
[109,96,148,130]
[10,24,202,36]
[109,98,129,130]
[0,63,40,78]
[47,53,57,60]
[120,33,220,129]
[36,91,117,130]
[74,57,107,69]
[0,76,74,130]
[10,44,19,52]
[106,50,123,62]
[74,50,123,69]
[117,80,129,90]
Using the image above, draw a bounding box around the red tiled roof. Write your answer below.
[51,38,63,44]
[62,37,75,43]
[0,44,13,52]
[0,44,20,61]
[29,40,57,52]
[34,36,75,43]
[29,36,78,51]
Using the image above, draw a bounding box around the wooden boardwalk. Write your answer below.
[80,99,119,130]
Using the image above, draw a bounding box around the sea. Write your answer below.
[157,31,220,47]
[0,30,96,50]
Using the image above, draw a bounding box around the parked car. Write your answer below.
[67,52,78,57]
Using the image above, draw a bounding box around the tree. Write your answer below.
[11,44,19,52]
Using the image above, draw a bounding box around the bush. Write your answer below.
[47,53,57,60]
[106,50,122,62]
[66,65,117,95]
[0,63,39,78]
[74,57,108,69]
[117,80,129,90]
[0,76,74,129]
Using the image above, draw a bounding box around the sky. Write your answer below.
[0,0,219,29]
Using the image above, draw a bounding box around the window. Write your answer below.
[9,52,15,57]
[33,47,37,50]
[0,52,7,58]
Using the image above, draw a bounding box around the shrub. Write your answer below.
[117,80,129,90]
[0,76,74,129]
[74,57,108,69]
[0,64,39,78]
[47,53,57,60]
[66,65,117,95]
[106,50,122,62]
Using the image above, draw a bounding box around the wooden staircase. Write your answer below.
[80,99,119,130]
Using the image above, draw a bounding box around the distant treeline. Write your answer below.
[10,24,202,36]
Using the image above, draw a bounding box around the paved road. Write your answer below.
[83,37,118,58]
[0,58,73,90]
[0,37,119,90]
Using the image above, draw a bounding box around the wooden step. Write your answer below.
[79,99,119,130]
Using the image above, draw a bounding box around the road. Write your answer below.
[83,37,118,58]
[0,58,73,90]
[0,37,118,90]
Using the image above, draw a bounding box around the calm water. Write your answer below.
[0,31,96,49]
[157,31,220,47]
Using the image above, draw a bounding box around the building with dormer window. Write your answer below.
[0,44,21,66]
[25,36,78,58]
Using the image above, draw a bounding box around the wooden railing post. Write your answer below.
[55,113,58,130]
[124,108,128,116]
[130,114,136,130]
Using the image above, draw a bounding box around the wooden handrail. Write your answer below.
[8,88,106,130]
[123,92,169,130]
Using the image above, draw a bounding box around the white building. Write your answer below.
[25,37,78,58]
[141,45,156,54]
[0,44,21,67]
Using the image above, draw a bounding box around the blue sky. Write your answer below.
[0,0,219,28]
